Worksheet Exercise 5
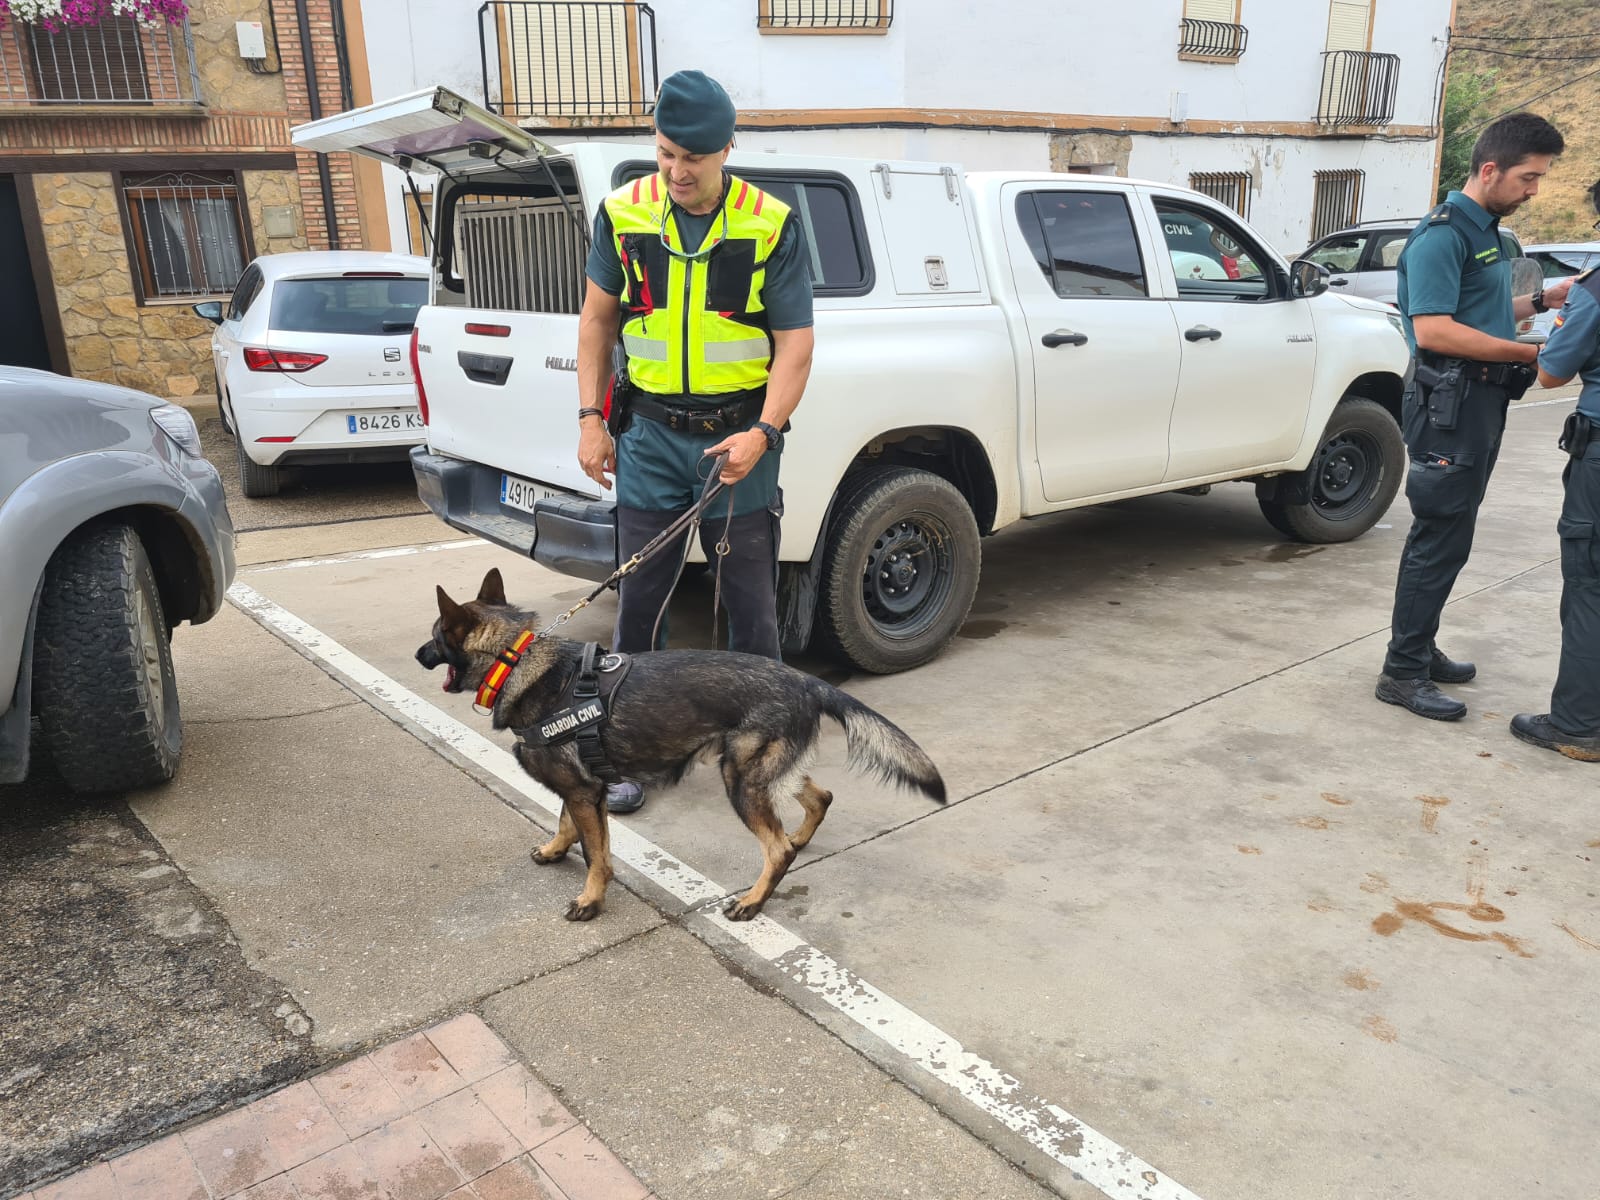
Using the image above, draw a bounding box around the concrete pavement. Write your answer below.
[10,393,1598,1199]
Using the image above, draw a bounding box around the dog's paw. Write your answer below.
[722,897,763,922]
[565,898,600,921]
[531,844,567,865]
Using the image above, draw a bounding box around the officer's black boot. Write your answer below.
[1428,647,1477,683]
[1509,714,1600,762]
[1375,675,1468,721]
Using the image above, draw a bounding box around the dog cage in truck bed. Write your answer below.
[455,195,587,314]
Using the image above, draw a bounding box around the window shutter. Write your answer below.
[1325,0,1370,51]
[1183,0,1235,21]
[499,0,635,117]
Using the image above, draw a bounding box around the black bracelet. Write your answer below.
[1532,289,1547,314]
[578,406,605,422]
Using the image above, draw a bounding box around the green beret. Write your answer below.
[654,70,736,154]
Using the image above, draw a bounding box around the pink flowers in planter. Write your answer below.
[0,0,188,31]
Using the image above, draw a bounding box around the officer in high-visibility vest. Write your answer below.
[575,69,815,813]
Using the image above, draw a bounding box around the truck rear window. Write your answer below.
[269,277,427,335]
[618,164,872,296]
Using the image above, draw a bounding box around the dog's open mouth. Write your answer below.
[444,665,459,693]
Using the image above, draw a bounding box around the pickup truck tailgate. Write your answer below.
[415,305,600,499]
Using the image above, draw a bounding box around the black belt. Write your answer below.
[628,390,764,434]
[1417,354,1529,387]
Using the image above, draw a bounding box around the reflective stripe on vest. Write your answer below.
[605,173,792,396]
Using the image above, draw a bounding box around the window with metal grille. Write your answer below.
[1188,172,1251,218]
[25,18,149,102]
[1309,170,1364,242]
[121,171,250,301]
[759,0,893,31]
[488,1,657,119]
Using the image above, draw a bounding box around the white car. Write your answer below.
[193,251,429,497]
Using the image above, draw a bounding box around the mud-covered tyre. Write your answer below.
[33,523,182,792]
[235,434,281,498]
[816,467,981,674]
[1259,397,1404,543]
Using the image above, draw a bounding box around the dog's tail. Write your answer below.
[816,685,946,805]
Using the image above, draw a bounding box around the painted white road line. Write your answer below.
[227,579,1205,1200]
[241,539,483,575]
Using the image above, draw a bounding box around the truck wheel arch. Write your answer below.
[776,426,995,658]
[1339,371,1405,428]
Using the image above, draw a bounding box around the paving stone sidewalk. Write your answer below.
[19,1016,651,1200]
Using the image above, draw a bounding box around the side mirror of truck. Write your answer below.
[1289,259,1330,299]
[192,301,225,325]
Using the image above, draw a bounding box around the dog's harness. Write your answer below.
[494,641,633,783]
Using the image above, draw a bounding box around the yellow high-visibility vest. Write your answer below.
[605,172,792,396]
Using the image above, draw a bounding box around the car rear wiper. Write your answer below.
[382,320,416,332]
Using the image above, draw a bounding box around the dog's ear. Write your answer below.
[436,585,474,645]
[477,568,507,607]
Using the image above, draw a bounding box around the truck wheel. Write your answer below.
[33,523,182,793]
[817,467,981,674]
[235,435,281,498]
[1259,397,1403,544]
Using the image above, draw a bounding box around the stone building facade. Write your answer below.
[0,0,384,396]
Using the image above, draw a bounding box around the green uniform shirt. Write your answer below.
[1396,190,1515,354]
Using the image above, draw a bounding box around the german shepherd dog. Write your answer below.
[416,569,946,922]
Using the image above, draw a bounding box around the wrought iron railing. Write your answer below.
[1178,18,1246,59]
[0,16,202,107]
[1309,169,1364,241]
[1316,49,1399,127]
[1189,171,1251,218]
[759,0,893,30]
[481,0,658,121]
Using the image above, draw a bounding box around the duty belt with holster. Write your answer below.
[1412,353,1538,430]
[612,382,766,436]
[1561,411,1596,460]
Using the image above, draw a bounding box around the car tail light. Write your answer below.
[410,326,429,425]
[465,323,511,337]
[244,347,327,372]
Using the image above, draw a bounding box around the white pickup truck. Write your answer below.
[296,88,1409,673]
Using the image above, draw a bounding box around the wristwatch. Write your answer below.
[1532,288,1548,314]
[753,420,784,452]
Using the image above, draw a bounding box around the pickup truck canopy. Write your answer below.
[291,86,564,175]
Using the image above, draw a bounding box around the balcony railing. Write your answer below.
[481,0,658,122]
[759,0,893,31]
[1178,18,1247,60]
[0,17,202,108]
[1316,49,1399,128]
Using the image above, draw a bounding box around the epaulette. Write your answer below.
[1426,204,1453,224]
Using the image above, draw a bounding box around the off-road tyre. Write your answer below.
[33,523,182,792]
[1259,397,1404,544]
[816,466,981,674]
[235,433,281,498]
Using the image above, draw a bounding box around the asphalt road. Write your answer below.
[5,394,1598,1200]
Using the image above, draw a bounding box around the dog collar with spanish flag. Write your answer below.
[474,630,536,713]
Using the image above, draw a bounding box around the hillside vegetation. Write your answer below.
[1449,0,1600,243]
